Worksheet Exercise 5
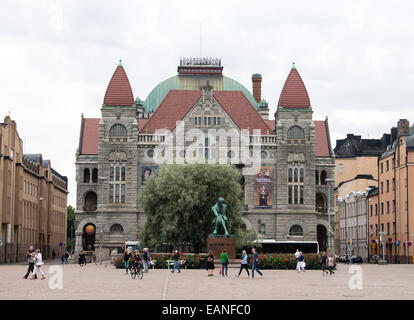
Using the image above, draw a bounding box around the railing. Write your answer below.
[138,134,166,143]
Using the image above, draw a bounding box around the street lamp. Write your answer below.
[325,178,334,254]
[98,176,107,265]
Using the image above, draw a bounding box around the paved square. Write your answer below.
[1,262,414,300]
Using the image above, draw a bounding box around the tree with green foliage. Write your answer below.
[66,205,75,252]
[140,164,243,252]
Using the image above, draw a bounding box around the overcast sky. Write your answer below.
[2,0,414,206]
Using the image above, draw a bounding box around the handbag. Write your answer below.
[36,261,44,267]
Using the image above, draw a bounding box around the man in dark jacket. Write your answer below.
[23,246,37,279]
[171,250,181,273]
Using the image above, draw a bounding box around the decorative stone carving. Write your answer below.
[109,151,127,162]
[288,152,305,163]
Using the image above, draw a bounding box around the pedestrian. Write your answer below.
[78,250,86,267]
[295,249,300,265]
[320,251,329,276]
[60,255,65,265]
[64,251,69,264]
[143,248,149,273]
[297,252,306,272]
[23,246,37,280]
[328,254,335,276]
[220,249,229,277]
[236,250,249,278]
[52,249,56,261]
[171,249,181,273]
[124,249,131,274]
[251,248,263,278]
[206,250,215,276]
[30,249,46,280]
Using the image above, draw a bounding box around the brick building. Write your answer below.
[75,59,334,258]
[0,115,68,263]
[368,119,414,263]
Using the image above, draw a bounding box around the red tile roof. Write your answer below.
[213,91,270,134]
[140,90,202,133]
[278,67,310,108]
[103,65,134,106]
[264,120,275,132]
[138,118,149,131]
[314,120,330,157]
[81,118,100,154]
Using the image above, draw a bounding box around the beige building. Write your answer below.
[0,115,68,263]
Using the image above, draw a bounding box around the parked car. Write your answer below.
[351,256,363,264]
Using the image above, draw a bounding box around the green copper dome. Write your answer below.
[143,74,259,113]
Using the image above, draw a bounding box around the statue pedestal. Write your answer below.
[207,236,236,259]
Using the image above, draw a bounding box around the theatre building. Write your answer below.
[0,115,68,263]
[75,59,335,257]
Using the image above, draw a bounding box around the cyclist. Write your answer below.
[133,249,142,273]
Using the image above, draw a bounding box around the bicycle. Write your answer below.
[130,261,143,280]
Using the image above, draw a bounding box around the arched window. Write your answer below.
[110,224,124,233]
[316,193,327,213]
[287,126,305,139]
[83,191,97,212]
[83,168,90,183]
[289,225,303,236]
[109,124,127,137]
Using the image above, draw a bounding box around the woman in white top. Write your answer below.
[30,249,46,280]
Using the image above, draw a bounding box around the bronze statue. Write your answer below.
[211,197,230,237]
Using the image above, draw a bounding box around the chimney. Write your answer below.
[252,73,262,104]
[397,119,410,137]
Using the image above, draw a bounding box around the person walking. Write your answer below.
[64,251,69,264]
[206,250,215,276]
[327,254,335,276]
[143,248,149,273]
[320,251,329,276]
[220,249,229,277]
[60,254,65,265]
[124,249,132,274]
[52,249,56,261]
[171,249,181,273]
[297,252,306,272]
[78,251,86,267]
[251,248,263,278]
[23,246,37,279]
[236,250,250,278]
[30,249,46,280]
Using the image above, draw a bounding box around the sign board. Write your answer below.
[408,241,412,247]
[59,242,63,247]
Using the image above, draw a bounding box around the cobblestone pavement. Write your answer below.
[1,263,414,300]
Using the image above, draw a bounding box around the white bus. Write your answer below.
[252,240,319,254]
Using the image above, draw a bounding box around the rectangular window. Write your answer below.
[109,184,114,203]
[381,202,384,215]
[213,117,216,125]
[392,178,395,191]
[386,160,389,171]
[375,204,378,216]
[115,184,120,203]
[294,186,298,204]
[381,163,383,173]
[381,223,384,232]
[300,186,304,204]
[387,223,390,235]
[393,200,396,212]
[208,117,211,125]
[115,167,120,181]
[121,167,125,181]
[121,185,125,203]
[387,201,390,213]
[217,117,220,125]
[386,180,389,192]
[370,205,373,216]
[110,167,114,181]
[338,163,343,174]
[381,182,383,194]
[288,186,292,204]
[204,117,207,125]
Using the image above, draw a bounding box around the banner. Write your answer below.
[142,166,158,184]
[254,167,273,208]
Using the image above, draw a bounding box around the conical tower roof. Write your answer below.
[277,63,310,109]
[103,61,134,106]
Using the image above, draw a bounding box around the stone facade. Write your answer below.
[74,62,334,257]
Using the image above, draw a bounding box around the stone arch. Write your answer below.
[109,124,127,137]
[289,225,304,236]
[241,217,253,231]
[287,125,305,139]
[285,220,306,238]
[104,219,128,234]
[110,224,124,233]
[76,218,97,234]
[83,191,97,212]
[316,192,327,213]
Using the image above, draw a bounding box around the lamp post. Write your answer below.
[98,176,107,265]
[325,178,334,253]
